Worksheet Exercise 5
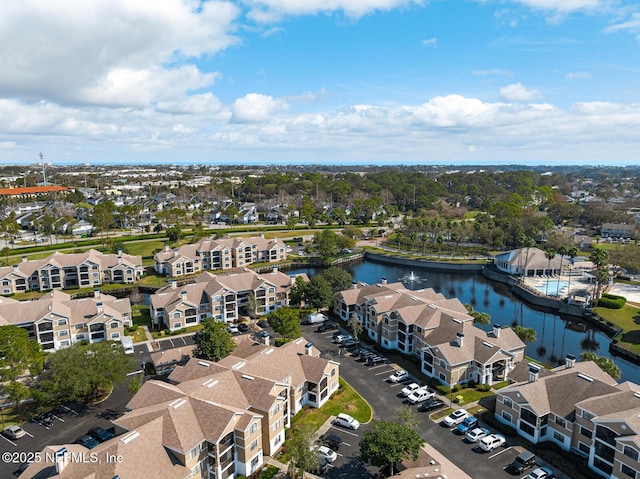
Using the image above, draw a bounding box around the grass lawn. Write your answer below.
[593,304,640,353]
[125,240,166,258]
[128,305,152,342]
[290,378,372,431]
[138,274,169,287]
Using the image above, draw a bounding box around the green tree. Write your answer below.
[1,246,11,265]
[40,341,135,402]
[348,313,364,346]
[0,325,45,382]
[556,245,568,296]
[166,225,183,242]
[313,229,339,257]
[464,304,491,325]
[590,247,610,299]
[268,307,301,342]
[319,266,353,292]
[287,424,320,478]
[512,325,537,344]
[304,276,334,311]
[359,420,425,475]
[580,352,621,380]
[289,275,308,308]
[193,318,236,362]
[544,248,556,295]
[90,200,116,246]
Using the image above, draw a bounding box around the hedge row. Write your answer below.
[597,293,626,309]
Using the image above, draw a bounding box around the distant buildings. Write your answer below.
[0,289,131,351]
[153,236,287,277]
[334,279,525,387]
[0,249,143,294]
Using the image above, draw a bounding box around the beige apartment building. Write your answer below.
[19,335,339,479]
[0,289,132,351]
[150,268,298,331]
[0,249,143,294]
[495,356,640,478]
[153,236,287,277]
[334,279,525,387]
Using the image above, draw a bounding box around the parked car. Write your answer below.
[334,413,360,430]
[2,425,26,440]
[312,444,338,463]
[417,398,446,412]
[332,331,342,340]
[88,426,114,443]
[388,369,409,383]
[507,450,537,474]
[76,434,100,449]
[317,322,338,332]
[366,356,387,366]
[320,433,342,451]
[257,319,269,328]
[526,466,556,479]
[442,409,470,427]
[478,433,506,452]
[334,334,353,344]
[400,382,421,397]
[237,323,249,333]
[342,340,358,350]
[455,416,479,435]
[227,324,239,334]
[357,349,375,361]
[464,427,490,443]
[407,388,435,404]
[259,330,270,339]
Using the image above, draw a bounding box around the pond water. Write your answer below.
[289,260,640,384]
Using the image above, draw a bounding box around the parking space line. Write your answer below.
[329,426,359,438]
[389,383,404,388]
[488,446,512,459]
[1,435,17,446]
[61,405,79,416]
[181,337,187,345]
[51,413,64,422]
[23,430,33,438]
[169,338,175,347]
[341,441,351,447]
[374,369,395,376]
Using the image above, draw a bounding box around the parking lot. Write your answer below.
[305,323,566,479]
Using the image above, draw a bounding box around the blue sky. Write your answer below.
[0,0,639,165]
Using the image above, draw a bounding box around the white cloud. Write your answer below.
[604,12,640,36]
[511,0,602,13]
[500,83,544,101]
[473,69,514,77]
[243,0,424,22]
[0,0,239,107]
[422,37,437,46]
[231,93,290,122]
[566,71,592,80]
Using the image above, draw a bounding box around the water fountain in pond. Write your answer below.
[400,271,426,285]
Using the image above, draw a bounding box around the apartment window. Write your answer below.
[439,359,447,368]
[439,373,446,382]
[173,322,181,329]
[502,411,513,424]
[173,312,180,319]
[555,416,566,428]
[57,319,67,326]
[624,446,639,461]
[111,332,120,339]
[251,456,260,470]
[59,340,70,348]
[578,442,590,455]
[188,445,200,461]
[331,368,336,377]
[249,439,258,452]
[110,322,119,329]
[580,426,593,439]
[553,431,564,443]
[272,403,280,415]
[273,419,281,431]
[59,330,68,337]
[75,323,86,330]
[621,464,637,478]
[250,422,258,434]
[503,397,513,408]
[582,410,595,421]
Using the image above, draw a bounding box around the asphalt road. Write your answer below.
[302,323,548,479]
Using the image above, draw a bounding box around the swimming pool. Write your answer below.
[533,279,569,295]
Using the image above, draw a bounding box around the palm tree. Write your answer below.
[556,245,568,296]
[566,246,579,298]
[522,237,536,278]
[590,247,610,299]
[544,248,556,296]
[513,325,536,344]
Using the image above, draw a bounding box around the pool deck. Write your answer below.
[522,274,592,299]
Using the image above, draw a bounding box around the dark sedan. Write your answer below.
[417,398,446,412]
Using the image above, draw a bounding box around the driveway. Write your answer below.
[304,324,557,479]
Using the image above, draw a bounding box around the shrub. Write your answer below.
[163,328,171,336]
[478,384,492,392]
[597,294,626,309]
[128,325,138,332]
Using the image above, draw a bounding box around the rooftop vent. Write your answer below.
[169,398,187,409]
[198,361,210,367]
[121,431,140,444]
[242,374,255,381]
[578,373,594,383]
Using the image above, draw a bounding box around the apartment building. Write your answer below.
[153,236,287,277]
[0,289,132,351]
[0,249,143,294]
[150,268,298,331]
[334,279,525,387]
[495,357,640,478]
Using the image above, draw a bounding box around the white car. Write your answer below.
[478,433,506,452]
[312,445,338,463]
[465,427,490,443]
[407,388,435,404]
[335,413,360,430]
[443,409,470,427]
[400,382,421,397]
[526,467,555,479]
[334,334,353,344]
[388,369,409,383]
[227,324,239,334]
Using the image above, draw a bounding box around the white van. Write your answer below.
[302,313,328,325]
[120,336,134,355]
